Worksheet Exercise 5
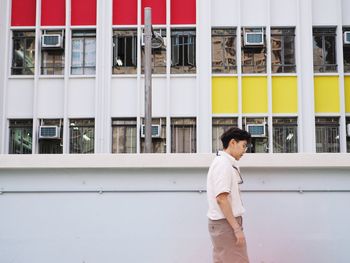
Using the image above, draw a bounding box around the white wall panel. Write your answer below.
[312,0,337,25]
[7,79,34,117]
[170,77,196,116]
[211,0,238,26]
[37,79,64,118]
[241,0,268,26]
[270,0,297,26]
[140,77,167,117]
[67,78,95,117]
[111,78,137,117]
[342,0,350,25]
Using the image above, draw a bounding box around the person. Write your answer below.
[207,127,251,263]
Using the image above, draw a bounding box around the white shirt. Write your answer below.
[207,151,246,220]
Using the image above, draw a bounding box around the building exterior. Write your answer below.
[1,0,350,155]
[1,1,350,263]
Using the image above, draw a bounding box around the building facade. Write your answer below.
[1,0,350,155]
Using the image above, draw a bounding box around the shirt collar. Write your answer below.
[218,150,236,166]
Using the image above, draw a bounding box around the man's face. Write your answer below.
[230,139,248,160]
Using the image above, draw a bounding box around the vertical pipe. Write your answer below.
[144,7,152,153]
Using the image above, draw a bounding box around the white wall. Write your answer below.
[0,154,350,263]
[67,78,95,117]
[7,79,35,118]
[37,78,64,117]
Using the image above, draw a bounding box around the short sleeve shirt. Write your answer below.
[207,151,246,220]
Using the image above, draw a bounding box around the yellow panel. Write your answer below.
[345,76,350,113]
[272,76,298,114]
[242,76,268,113]
[314,76,340,113]
[212,77,238,114]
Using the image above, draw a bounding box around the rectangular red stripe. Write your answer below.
[171,0,196,24]
[41,0,65,26]
[142,0,166,25]
[71,0,96,26]
[11,0,36,26]
[113,0,137,25]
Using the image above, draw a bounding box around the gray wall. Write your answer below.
[1,165,350,263]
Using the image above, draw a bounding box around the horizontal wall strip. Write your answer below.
[1,189,350,194]
[1,154,350,169]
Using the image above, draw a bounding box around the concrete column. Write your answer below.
[196,0,212,153]
[0,0,8,154]
[297,0,316,152]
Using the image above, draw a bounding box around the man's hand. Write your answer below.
[234,229,246,247]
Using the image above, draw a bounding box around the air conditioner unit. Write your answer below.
[41,34,63,48]
[344,31,350,45]
[244,30,264,46]
[347,123,350,137]
[39,126,60,139]
[141,124,161,138]
[247,124,266,137]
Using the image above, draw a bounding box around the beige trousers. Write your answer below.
[208,217,249,263]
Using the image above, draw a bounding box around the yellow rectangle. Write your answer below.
[272,76,298,114]
[242,76,268,114]
[345,76,350,113]
[314,76,340,113]
[212,77,238,114]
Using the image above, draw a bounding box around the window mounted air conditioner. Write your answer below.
[246,124,266,137]
[244,29,264,46]
[39,126,60,139]
[141,124,161,138]
[344,31,350,45]
[42,34,63,49]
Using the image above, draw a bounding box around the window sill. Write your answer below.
[8,75,35,79]
[69,75,96,79]
[39,75,64,79]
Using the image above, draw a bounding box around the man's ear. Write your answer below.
[229,139,236,147]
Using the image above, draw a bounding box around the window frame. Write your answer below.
[112,118,137,154]
[9,119,33,154]
[313,27,337,73]
[171,118,196,153]
[40,30,65,75]
[171,28,196,74]
[211,27,237,74]
[11,30,36,75]
[71,30,96,75]
[112,28,138,74]
[69,119,95,154]
[271,27,296,73]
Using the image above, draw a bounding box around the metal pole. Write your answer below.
[144,7,152,153]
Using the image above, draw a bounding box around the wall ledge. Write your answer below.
[0,153,350,169]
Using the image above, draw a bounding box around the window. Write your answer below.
[315,117,340,153]
[212,28,237,74]
[313,27,337,73]
[273,117,298,153]
[241,28,266,74]
[171,29,196,74]
[212,118,238,153]
[112,118,137,153]
[141,28,167,74]
[271,28,296,73]
[343,27,350,73]
[41,30,65,75]
[9,119,33,154]
[112,29,137,74]
[140,118,166,153]
[11,31,35,75]
[171,118,196,153]
[243,117,268,153]
[69,119,95,153]
[71,30,96,75]
[38,119,63,154]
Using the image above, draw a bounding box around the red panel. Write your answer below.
[142,0,166,25]
[71,0,96,26]
[11,0,36,26]
[113,0,137,25]
[171,0,196,24]
[41,0,65,26]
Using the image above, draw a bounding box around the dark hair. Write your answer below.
[220,127,251,149]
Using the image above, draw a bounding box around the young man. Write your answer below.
[207,127,251,263]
